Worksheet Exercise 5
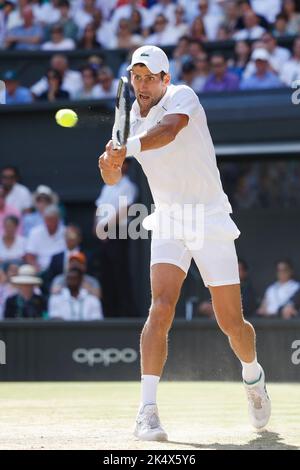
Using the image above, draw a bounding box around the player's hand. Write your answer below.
[99,152,117,172]
[105,140,126,168]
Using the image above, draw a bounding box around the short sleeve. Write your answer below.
[163,86,200,119]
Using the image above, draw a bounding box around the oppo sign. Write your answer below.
[72,348,138,367]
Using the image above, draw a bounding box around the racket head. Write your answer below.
[112,76,130,148]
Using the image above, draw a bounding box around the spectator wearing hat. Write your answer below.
[4,264,46,319]
[50,252,101,299]
[1,70,32,104]
[0,185,22,236]
[48,267,103,320]
[23,185,59,237]
[0,215,26,264]
[5,6,43,50]
[240,48,283,90]
[203,53,240,92]
[26,204,66,273]
[1,166,32,213]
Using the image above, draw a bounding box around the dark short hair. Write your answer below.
[46,68,63,86]
[4,215,19,226]
[276,259,294,270]
[1,166,20,178]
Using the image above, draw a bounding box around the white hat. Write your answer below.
[251,48,270,62]
[32,185,58,205]
[11,264,42,285]
[127,45,169,74]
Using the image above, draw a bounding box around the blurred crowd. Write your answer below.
[1,0,300,103]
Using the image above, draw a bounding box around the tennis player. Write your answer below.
[98,45,271,441]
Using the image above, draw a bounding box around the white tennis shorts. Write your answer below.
[150,211,241,287]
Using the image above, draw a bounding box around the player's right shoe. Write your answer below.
[134,404,168,441]
[244,366,271,429]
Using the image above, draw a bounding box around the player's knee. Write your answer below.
[217,316,245,340]
[148,298,175,333]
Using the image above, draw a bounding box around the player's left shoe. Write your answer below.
[134,404,168,441]
[244,366,271,429]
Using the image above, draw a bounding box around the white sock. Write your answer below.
[140,374,160,407]
[241,358,261,384]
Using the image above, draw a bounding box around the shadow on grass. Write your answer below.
[167,431,299,450]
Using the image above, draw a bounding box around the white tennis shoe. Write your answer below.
[244,366,271,429]
[134,404,168,441]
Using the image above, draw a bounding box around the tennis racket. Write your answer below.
[112,76,130,150]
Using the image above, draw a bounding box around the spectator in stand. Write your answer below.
[1,69,32,104]
[46,224,82,284]
[188,39,205,62]
[0,185,22,236]
[41,23,75,50]
[75,65,100,99]
[145,13,180,46]
[95,159,137,317]
[110,0,151,35]
[228,40,251,79]
[1,166,32,213]
[250,0,282,24]
[48,267,103,320]
[5,6,43,50]
[261,32,291,72]
[50,252,101,299]
[5,0,29,31]
[0,0,17,48]
[23,185,59,237]
[281,286,300,319]
[173,4,189,38]
[130,9,144,36]
[178,60,204,94]
[149,0,177,27]
[108,17,142,49]
[26,204,66,273]
[216,24,233,41]
[272,13,290,37]
[193,52,210,92]
[192,0,223,41]
[56,0,78,41]
[257,260,300,317]
[32,0,60,26]
[4,264,46,319]
[31,54,82,99]
[190,15,208,42]
[169,36,191,83]
[233,9,266,41]
[73,0,99,32]
[93,8,114,48]
[203,53,240,92]
[0,262,18,319]
[0,216,25,264]
[281,0,300,35]
[236,1,270,31]
[95,66,119,99]
[37,68,70,101]
[222,0,240,37]
[240,48,283,90]
[280,36,300,86]
[77,22,101,49]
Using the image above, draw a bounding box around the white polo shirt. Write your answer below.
[26,223,66,272]
[130,84,232,218]
[48,288,103,320]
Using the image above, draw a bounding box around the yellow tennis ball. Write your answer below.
[55,109,78,128]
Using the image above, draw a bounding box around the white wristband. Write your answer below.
[126,135,141,157]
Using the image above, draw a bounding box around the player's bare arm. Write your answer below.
[139,114,189,151]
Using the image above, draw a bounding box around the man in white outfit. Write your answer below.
[98,45,271,442]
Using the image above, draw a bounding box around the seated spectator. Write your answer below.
[1,70,32,104]
[4,264,46,319]
[0,0,16,46]
[216,24,232,41]
[281,0,300,35]
[95,66,119,100]
[48,267,103,320]
[37,68,70,101]
[233,10,266,41]
[5,6,43,50]
[74,65,100,99]
[41,24,75,50]
[281,287,300,319]
[272,13,290,37]
[240,48,283,90]
[203,53,240,92]
[1,166,32,213]
[93,8,114,48]
[26,204,66,273]
[0,216,26,264]
[108,18,142,49]
[129,8,144,36]
[173,4,189,38]
[280,36,300,86]
[50,252,101,299]
[189,15,208,42]
[257,260,299,317]
[0,185,21,236]
[23,184,59,237]
[149,0,177,27]
[77,22,101,50]
[0,262,19,319]
[193,52,210,93]
[169,36,191,83]
[56,0,78,41]
[31,54,82,99]
[188,39,205,62]
[110,0,151,35]
[144,14,179,47]
[222,0,240,37]
[178,60,200,93]
[46,224,82,283]
[191,0,222,41]
[228,40,251,79]
[261,32,291,72]
[73,0,100,32]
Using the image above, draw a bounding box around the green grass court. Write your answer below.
[0,382,299,450]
